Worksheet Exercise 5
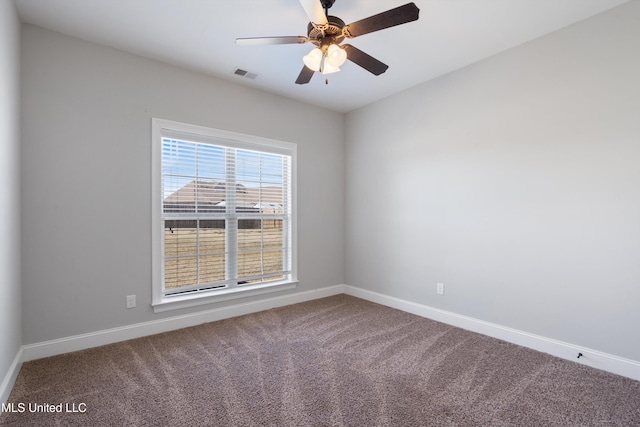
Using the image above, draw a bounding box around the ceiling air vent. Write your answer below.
[233,68,258,79]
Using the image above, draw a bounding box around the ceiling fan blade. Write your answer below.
[298,0,328,25]
[343,44,388,75]
[295,65,315,84]
[343,2,419,38]
[236,36,309,46]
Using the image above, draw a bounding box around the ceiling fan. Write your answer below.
[235,0,420,84]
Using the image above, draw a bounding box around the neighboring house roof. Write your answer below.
[164,180,283,207]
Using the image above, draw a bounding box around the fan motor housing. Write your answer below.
[307,16,345,45]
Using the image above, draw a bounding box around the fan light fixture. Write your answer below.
[302,48,323,71]
[303,44,347,75]
[322,60,340,75]
[327,44,347,67]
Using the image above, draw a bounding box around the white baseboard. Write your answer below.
[1,348,22,405]
[343,285,640,381]
[21,284,345,362]
[16,283,640,383]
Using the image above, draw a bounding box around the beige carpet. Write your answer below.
[2,295,639,426]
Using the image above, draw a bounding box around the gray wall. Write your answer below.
[345,2,640,361]
[0,0,21,393]
[21,25,345,344]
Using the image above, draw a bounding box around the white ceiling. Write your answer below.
[14,0,628,113]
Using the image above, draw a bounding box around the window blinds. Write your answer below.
[161,137,292,296]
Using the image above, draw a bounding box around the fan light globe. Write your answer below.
[327,44,347,67]
[322,59,340,75]
[303,48,323,71]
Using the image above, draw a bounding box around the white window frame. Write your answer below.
[151,118,297,313]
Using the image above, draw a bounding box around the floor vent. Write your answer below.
[234,68,258,79]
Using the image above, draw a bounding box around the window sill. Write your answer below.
[152,280,299,313]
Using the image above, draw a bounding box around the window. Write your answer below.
[152,119,297,312]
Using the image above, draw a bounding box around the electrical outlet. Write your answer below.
[436,283,444,295]
[126,295,136,309]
